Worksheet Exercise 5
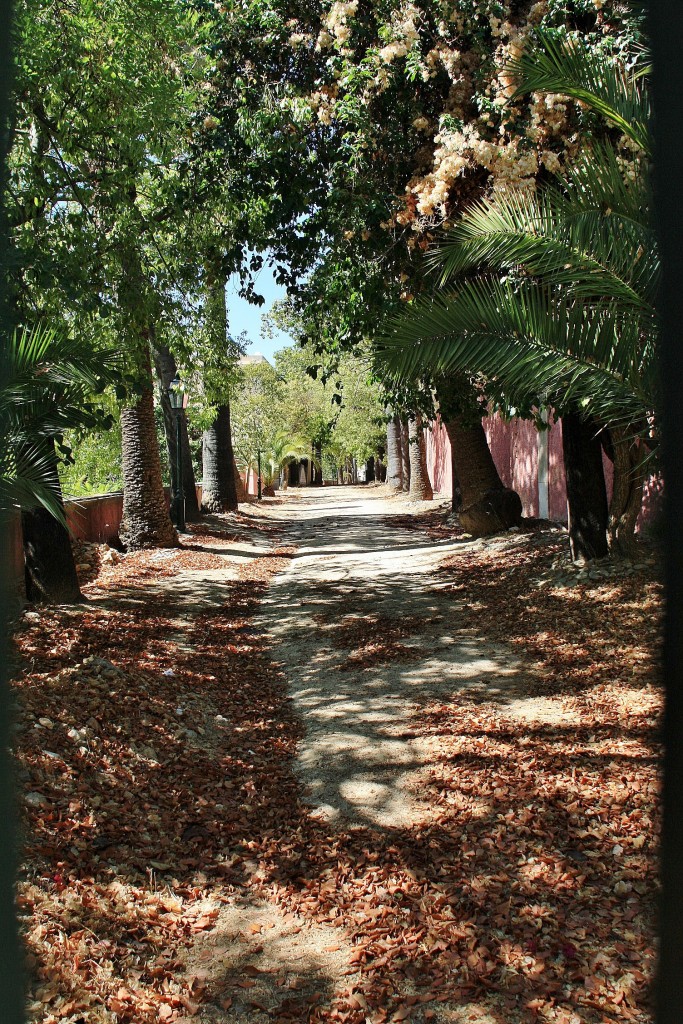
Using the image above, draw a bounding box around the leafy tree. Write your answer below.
[378,29,654,557]
[8,0,205,550]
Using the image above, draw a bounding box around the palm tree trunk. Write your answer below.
[386,414,403,490]
[408,414,433,500]
[561,412,609,561]
[21,442,82,604]
[202,404,238,512]
[151,333,200,521]
[119,345,177,550]
[606,425,646,557]
[443,416,522,534]
[400,419,411,492]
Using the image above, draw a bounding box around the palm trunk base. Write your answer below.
[460,488,523,535]
[22,509,83,604]
[606,427,647,558]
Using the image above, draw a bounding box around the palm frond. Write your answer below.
[0,442,67,526]
[377,280,656,429]
[506,29,651,154]
[0,324,121,519]
[429,150,656,311]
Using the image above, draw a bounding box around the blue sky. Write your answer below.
[225,262,295,362]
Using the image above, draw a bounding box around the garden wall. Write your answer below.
[425,414,662,530]
[7,486,205,594]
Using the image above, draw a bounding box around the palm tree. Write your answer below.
[385,411,404,491]
[200,270,239,514]
[202,402,239,512]
[1,324,119,601]
[407,413,433,501]
[379,30,654,558]
[237,431,313,494]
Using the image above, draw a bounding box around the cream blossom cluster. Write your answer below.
[407,123,547,222]
[377,3,421,64]
[526,91,571,144]
[317,0,358,50]
[308,84,339,125]
[302,1,633,238]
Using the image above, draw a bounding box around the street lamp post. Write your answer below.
[168,377,187,532]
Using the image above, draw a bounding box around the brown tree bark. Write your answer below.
[400,419,411,492]
[561,412,609,561]
[201,265,239,513]
[606,426,647,557]
[386,414,403,490]
[443,416,522,534]
[408,414,433,500]
[202,404,239,512]
[119,346,177,550]
[151,333,200,521]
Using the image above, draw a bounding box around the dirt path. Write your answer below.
[255,487,537,830]
[15,486,659,1024]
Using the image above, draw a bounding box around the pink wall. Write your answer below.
[427,417,452,496]
[65,492,124,545]
[484,416,539,518]
[547,420,567,521]
[424,413,662,530]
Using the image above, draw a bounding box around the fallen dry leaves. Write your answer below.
[11,510,662,1024]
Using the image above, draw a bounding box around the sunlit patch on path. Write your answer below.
[257,488,560,829]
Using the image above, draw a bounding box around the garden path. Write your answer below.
[256,488,570,829]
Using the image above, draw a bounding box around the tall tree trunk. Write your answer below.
[443,416,522,534]
[21,442,82,603]
[201,265,239,512]
[366,456,375,483]
[386,414,403,491]
[202,404,238,512]
[400,419,411,492]
[561,412,609,561]
[606,425,647,557]
[408,414,433,500]
[233,452,247,502]
[119,345,177,550]
[312,442,323,486]
[151,333,200,521]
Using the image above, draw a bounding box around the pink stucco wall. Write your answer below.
[547,420,567,522]
[484,416,540,518]
[425,413,662,530]
[426,417,452,496]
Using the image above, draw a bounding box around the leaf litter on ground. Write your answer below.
[11,504,661,1024]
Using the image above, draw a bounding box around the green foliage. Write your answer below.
[230,343,385,480]
[58,423,123,497]
[377,30,656,437]
[0,324,120,521]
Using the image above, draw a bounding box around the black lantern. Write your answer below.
[167,377,186,532]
